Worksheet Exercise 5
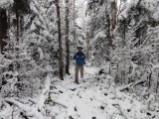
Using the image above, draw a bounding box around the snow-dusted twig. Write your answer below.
[37,74,50,110]
[53,101,67,109]
[113,103,129,119]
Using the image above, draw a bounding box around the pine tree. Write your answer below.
[86,0,112,65]
[0,9,8,53]
[115,0,159,93]
[12,0,31,42]
[55,0,64,80]
[65,0,70,75]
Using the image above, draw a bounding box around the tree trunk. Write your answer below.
[111,0,117,49]
[16,13,20,43]
[20,16,24,37]
[73,0,76,46]
[65,0,70,75]
[0,9,8,54]
[56,0,64,80]
[106,14,111,48]
[86,32,90,60]
[111,0,117,32]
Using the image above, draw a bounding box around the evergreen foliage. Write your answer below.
[12,0,31,15]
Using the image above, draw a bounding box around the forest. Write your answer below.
[0,0,159,119]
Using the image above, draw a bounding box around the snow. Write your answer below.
[93,31,106,42]
[118,0,159,21]
[0,0,158,118]
[45,66,155,119]
[0,0,13,8]
[0,66,158,119]
[37,74,50,110]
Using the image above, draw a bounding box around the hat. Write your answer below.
[77,46,83,49]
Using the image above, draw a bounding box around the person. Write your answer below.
[73,46,86,84]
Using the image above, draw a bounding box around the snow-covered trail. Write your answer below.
[48,66,152,119]
[0,66,157,119]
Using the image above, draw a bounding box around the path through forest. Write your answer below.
[48,66,155,119]
[0,66,158,119]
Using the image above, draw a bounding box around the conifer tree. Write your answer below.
[12,0,31,42]
[55,0,64,80]
[65,0,70,75]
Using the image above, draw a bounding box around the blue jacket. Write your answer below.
[73,52,86,65]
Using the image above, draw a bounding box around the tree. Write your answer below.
[56,0,64,80]
[73,0,77,46]
[12,0,30,42]
[65,0,70,75]
[114,0,159,93]
[1,0,58,97]
[0,9,8,53]
[110,0,117,32]
[86,0,112,65]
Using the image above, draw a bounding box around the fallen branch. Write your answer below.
[28,99,37,105]
[12,105,14,119]
[53,101,67,109]
[4,98,45,119]
[0,101,11,116]
[82,76,107,80]
[146,110,158,119]
[20,112,30,119]
[119,79,146,92]
[37,74,51,110]
[4,98,30,110]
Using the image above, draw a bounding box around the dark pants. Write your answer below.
[75,64,84,83]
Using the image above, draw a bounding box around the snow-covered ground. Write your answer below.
[47,66,158,119]
[0,66,158,119]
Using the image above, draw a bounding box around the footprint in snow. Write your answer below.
[104,93,108,96]
[127,109,131,112]
[100,106,105,110]
[74,107,77,111]
[70,88,76,91]
[59,90,63,93]
[77,94,82,98]
[92,117,96,119]
[90,98,94,101]
[69,116,74,119]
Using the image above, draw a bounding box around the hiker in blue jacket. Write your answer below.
[73,46,86,84]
